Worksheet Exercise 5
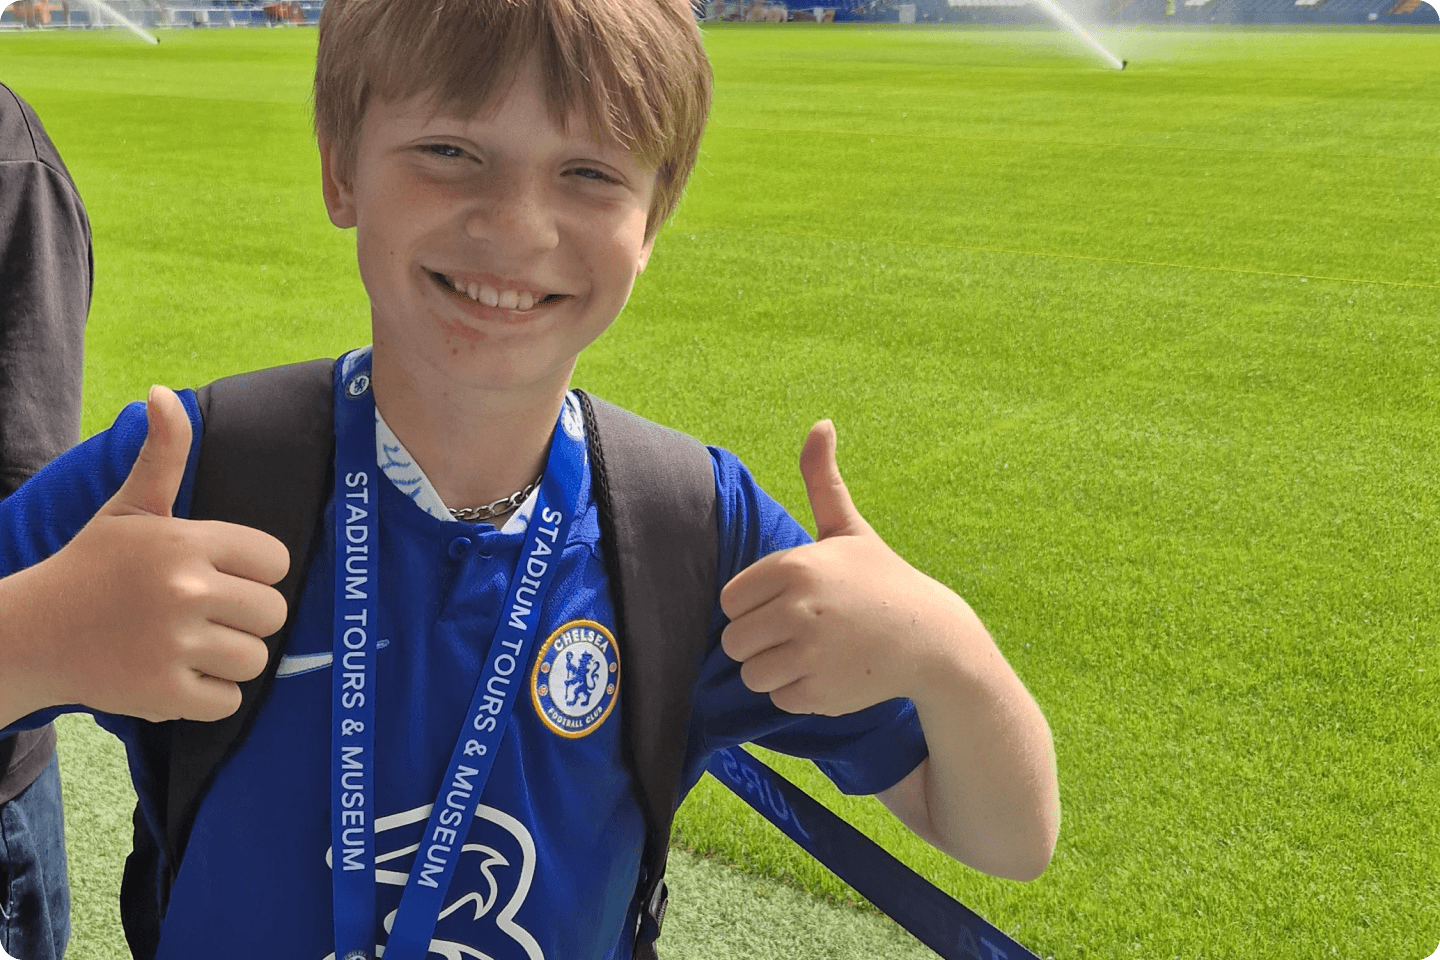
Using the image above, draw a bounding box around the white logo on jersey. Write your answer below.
[560,393,585,441]
[324,804,542,960]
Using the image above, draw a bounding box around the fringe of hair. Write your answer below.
[314,0,711,236]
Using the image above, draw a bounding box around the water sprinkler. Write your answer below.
[1030,0,1125,70]
[1121,60,1128,70]
[75,0,160,42]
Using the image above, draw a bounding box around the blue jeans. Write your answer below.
[0,752,69,960]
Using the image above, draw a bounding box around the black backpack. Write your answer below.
[118,359,716,960]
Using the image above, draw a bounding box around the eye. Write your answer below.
[569,166,621,185]
[423,143,467,160]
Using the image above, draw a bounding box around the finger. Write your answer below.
[737,640,807,696]
[719,550,791,622]
[198,521,291,586]
[185,625,271,685]
[176,673,245,722]
[720,602,794,663]
[204,576,289,640]
[799,420,868,541]
[767,677,821,716]
[101,386,193,520]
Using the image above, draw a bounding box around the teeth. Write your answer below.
[445,274,547,309]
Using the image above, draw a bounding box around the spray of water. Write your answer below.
[1029,0,1124,69]
[76,0,160,43]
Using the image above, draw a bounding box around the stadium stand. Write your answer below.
[1,0,323,28]
[1104,0,1434,23]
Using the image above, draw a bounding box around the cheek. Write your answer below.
[591,241,641,306]
[351,222,395,307]
[597,216,652,287]
[353,190,421,291]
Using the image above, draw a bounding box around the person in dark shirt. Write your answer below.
[0,80,91,960]
[0,84,294,960]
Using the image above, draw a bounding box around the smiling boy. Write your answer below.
[0,0,1058,957]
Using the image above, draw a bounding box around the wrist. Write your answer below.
[901,579,997,709]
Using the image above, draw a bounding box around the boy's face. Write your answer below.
[321,60,658,400]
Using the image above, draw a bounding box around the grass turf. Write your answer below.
[2,22,1437,960]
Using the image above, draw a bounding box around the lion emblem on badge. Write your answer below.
[563,650,601,707]
[531,620,619,739]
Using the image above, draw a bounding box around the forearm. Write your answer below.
[0,562,69,729]
[882,586,1059,881]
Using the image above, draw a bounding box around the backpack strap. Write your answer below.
[573,390,718,959]
[168,357,336,861]
[121,358,335,959]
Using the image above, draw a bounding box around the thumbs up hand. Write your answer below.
[720,421,973,717]
[0,387,289,727]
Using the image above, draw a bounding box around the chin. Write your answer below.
[422,343,576,399]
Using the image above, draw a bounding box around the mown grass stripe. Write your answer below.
[722,226,1440,291]
[710,121,1439,163]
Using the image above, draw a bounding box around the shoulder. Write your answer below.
[708,445,812,586]
[569,394,810,576]
[0,82,41,164]
[0,82,82,197]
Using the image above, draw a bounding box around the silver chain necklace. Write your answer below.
[448,473,544,523]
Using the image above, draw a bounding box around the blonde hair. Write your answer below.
[314,0,712,238]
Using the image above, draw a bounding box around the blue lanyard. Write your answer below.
[332,356,379,960]
[707,748,1043,960]
[330,351,586,960]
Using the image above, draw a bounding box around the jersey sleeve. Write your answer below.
[0,390,205,736]
[680,447,929,799]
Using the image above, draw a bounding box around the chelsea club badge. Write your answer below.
[531,620,620,738]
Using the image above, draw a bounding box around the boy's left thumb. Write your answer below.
[800,420,868,540]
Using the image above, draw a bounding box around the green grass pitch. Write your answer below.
[2,22,1438,960]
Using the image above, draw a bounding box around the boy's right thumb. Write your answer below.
[102,385,193,519]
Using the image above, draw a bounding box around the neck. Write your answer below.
[370,352,570,513]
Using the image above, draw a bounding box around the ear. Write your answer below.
[636,234,656,275]
[318,137,357,229]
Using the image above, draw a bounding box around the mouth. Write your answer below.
[429,270,570,312]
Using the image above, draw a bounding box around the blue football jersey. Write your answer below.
[0,365,928,960]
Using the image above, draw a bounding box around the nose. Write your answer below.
[464,174,559,254]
